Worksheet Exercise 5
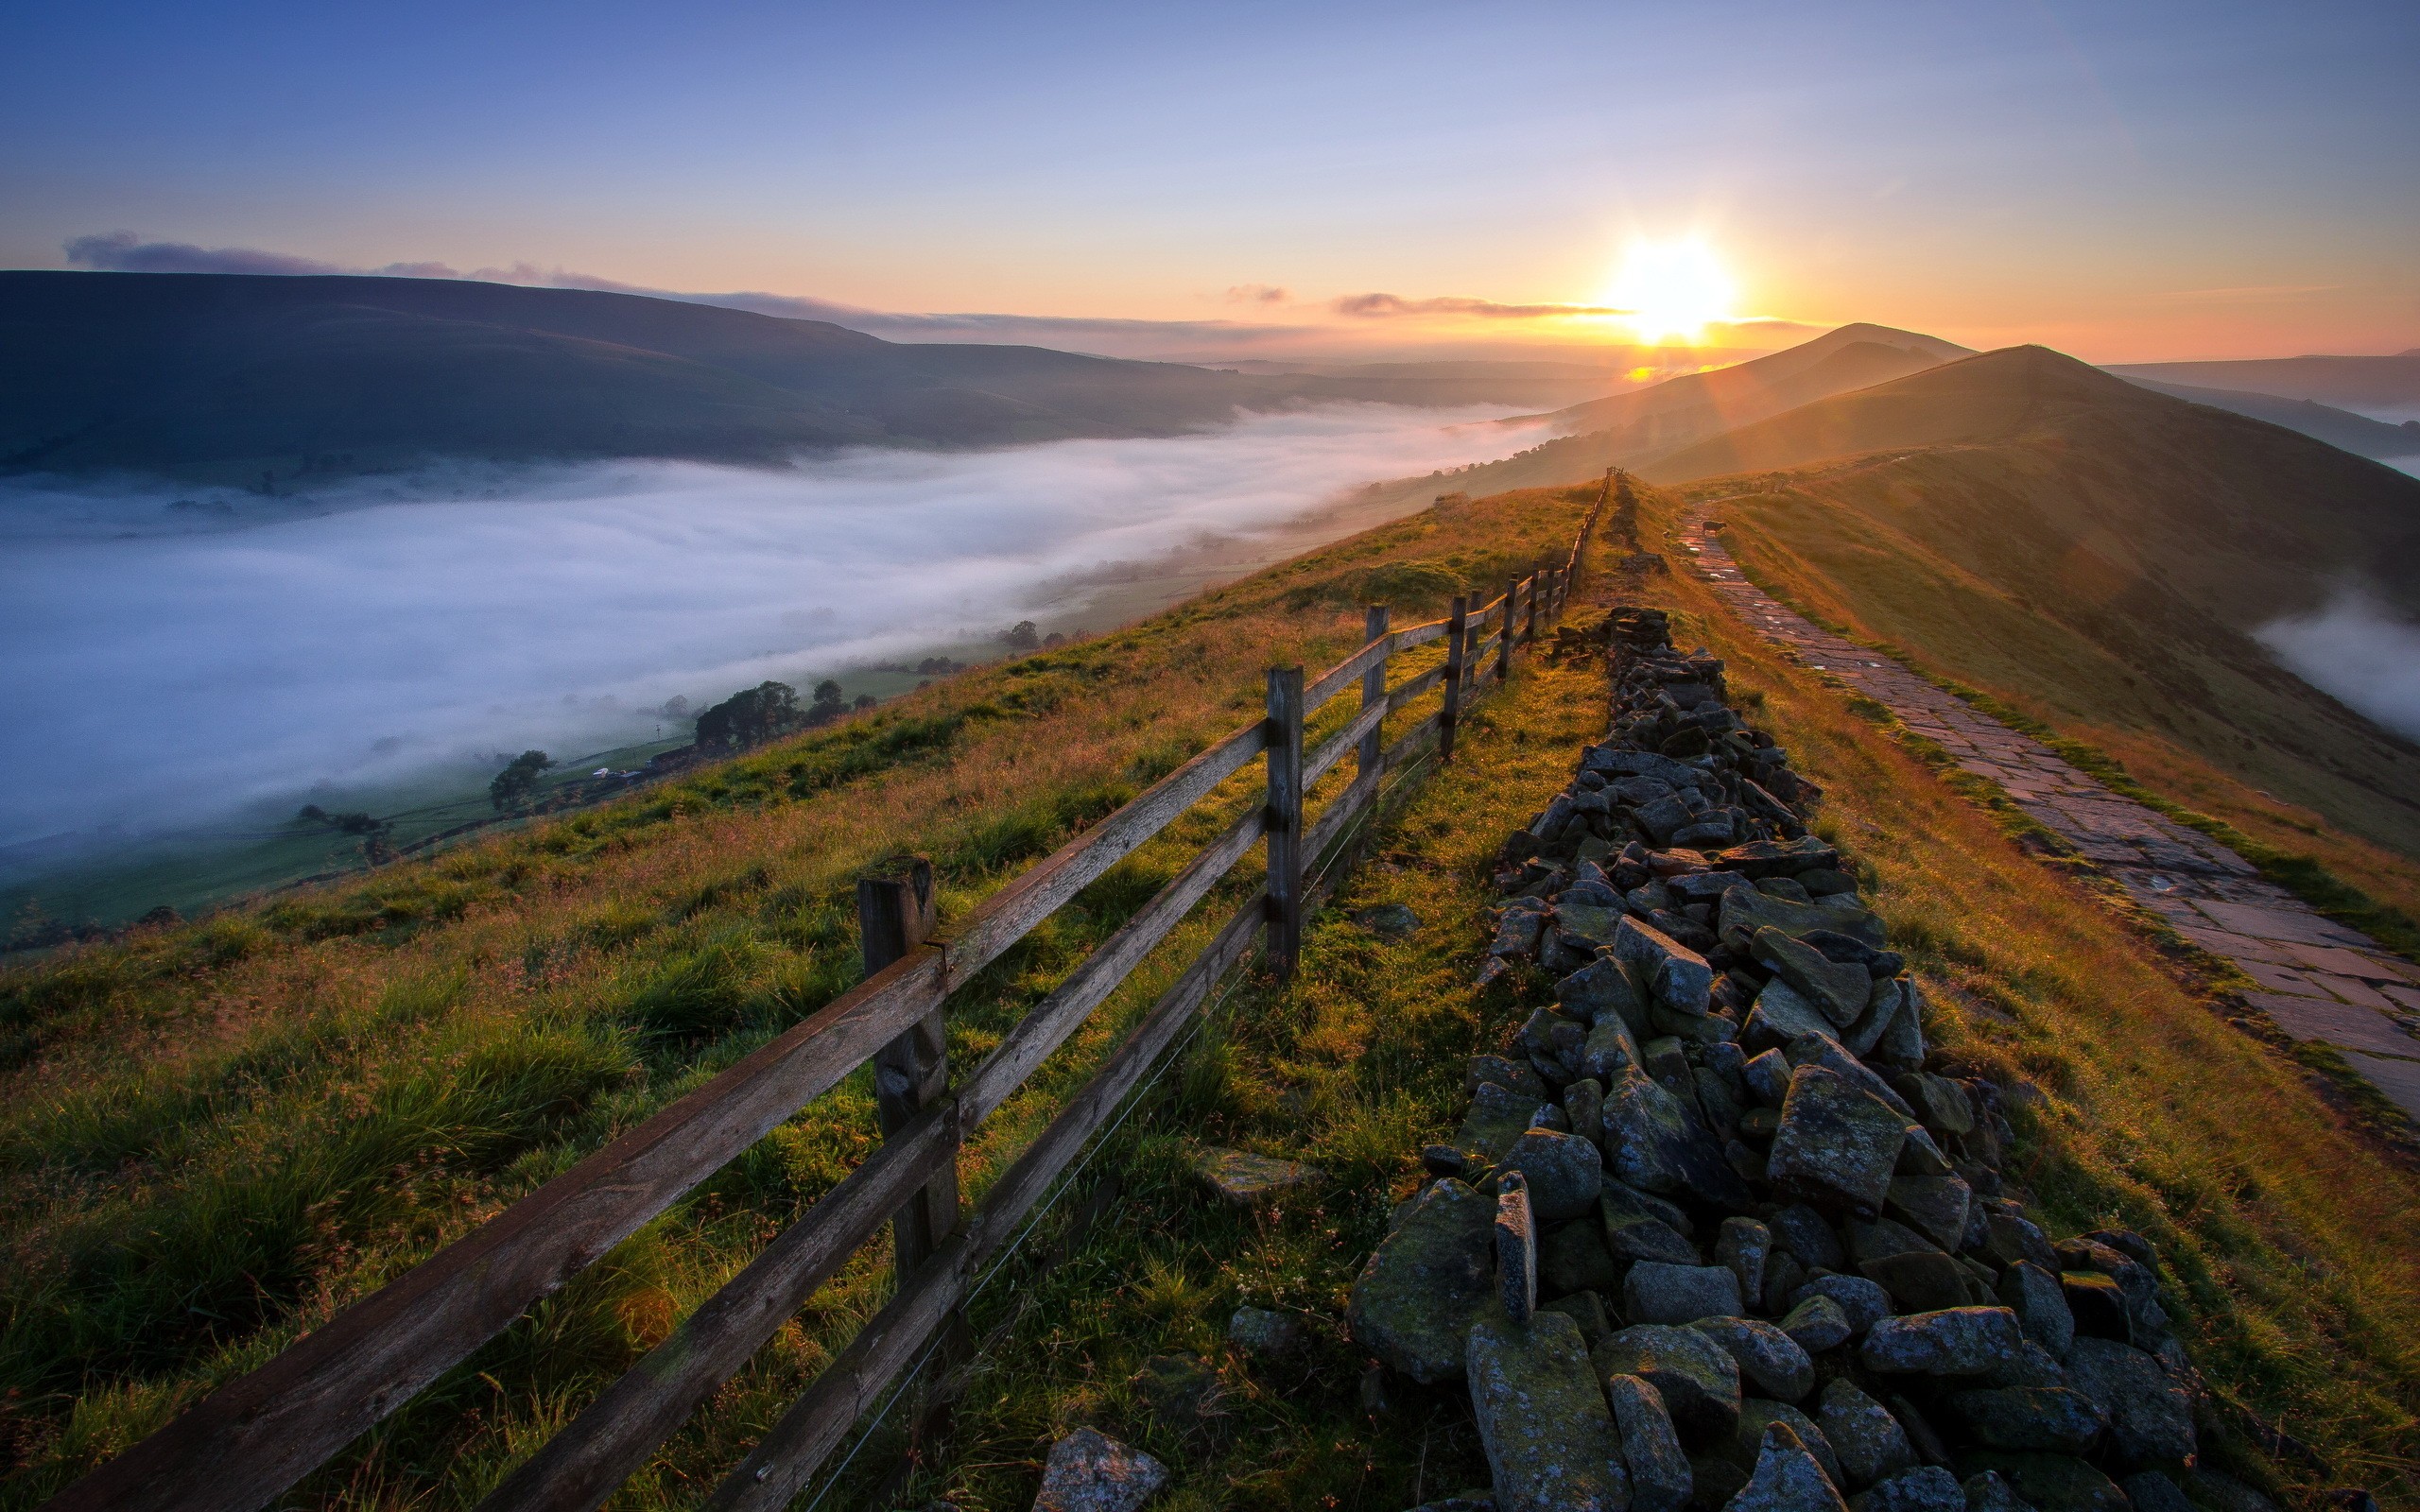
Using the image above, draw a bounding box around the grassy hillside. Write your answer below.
[0,273,1609,484]
[2124,378,2420,461]
[889,483,2420,1508]
[1623,349,2420,913]
[0,485,1593,1507]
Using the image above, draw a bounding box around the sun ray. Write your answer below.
[1605,239,1737,344]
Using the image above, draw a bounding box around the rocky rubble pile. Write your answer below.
[1345,608,2264,1512]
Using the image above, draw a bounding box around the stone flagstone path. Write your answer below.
[1677,511,2420,1123]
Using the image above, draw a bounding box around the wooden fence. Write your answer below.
[49,495,1605,1512]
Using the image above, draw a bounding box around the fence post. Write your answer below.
[1264,666,1305,981]
[1496,577,1517,683]
[1521,570,1541,644]
[1358,604,1390,782]
[863,858,953,1275]
[1440,594,1467,764]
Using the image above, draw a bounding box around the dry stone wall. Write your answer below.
[1345,608,2293,1512]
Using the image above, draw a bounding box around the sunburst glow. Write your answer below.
[1607,239,1737,344]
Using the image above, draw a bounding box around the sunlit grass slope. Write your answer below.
[877,485,2419,1509]
[0,488,1591,1508]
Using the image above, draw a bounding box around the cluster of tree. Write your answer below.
[915,656,968,675]
[693,679,877,750]
[997,622,1085,653]
[296,803,389,834]
[488,749,553,811]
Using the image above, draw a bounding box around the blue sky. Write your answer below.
[3,0,2414,359]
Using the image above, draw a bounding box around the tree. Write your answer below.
[489,749,553,810]
[695,681,802,748]
[853,693,876,711]
[1000,620,1041,652]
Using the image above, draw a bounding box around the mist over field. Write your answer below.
[2258,589,2420,743]
[0,405,1540,860]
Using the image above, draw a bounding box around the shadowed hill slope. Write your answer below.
[0,272,1594,483]
[2119,378,2420,461]
[1653,346,2420,885]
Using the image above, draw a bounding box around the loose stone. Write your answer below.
[1690,1314,1814,1401]
[1192,1146,1323,1207]
[1346,1177,1494,1383]
[1780,1293,1856,1354]
[1819,1379,1917,1488]
[1031,1427,1169,1512]
[1592,1323,1743,1439]
[1623,1261,1743,1326]
[1605,1372,1695,1512]
[1227,1306,1304,1358]
[1501,1127,1604,1224]
[1860,1307,2024,1376]
[1466,1310,1632,1512]
[1497,1171,1539,1324]
[1718,1216,1772,1304]
[1726,1421,1849,1512]
[1946,1387,2107,1454]
[1848,1467,1965,1512]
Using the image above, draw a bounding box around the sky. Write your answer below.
[2,1,2416,361]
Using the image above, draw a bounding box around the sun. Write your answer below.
[1606,239,1737,344]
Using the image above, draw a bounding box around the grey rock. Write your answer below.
[1843,1217,1937,1265]
[1032,1427,1168,1512]
[1695,1454,1753,1510]
[1714,836,1842,880]
[1543,1217,1623,1298]
[1502,1127,1605,1224]
[1906,1074,1976,1136]
[1780,1294,1854,1354]
[1946,1388,2104,1454]
[1602,1063,1753,1207]
[1357,902,1422,937]
[1767,1067,1909,1217]
[1467,1310,1632,1512]
[1626,1262,1745,1326]
[1725,1421,1849,1512]
[2062,1337,2194,1468]
[1861,1251,1973,1315]
[1875,984,1927,1067]
[1460,1080,1547,1163]
[1718,1218,1772,1305]
[1719,886,1886,954]
[1896,1124,1953,1177]
[1558,902,1627,948]
[1498,1172,1539,1323]
[1754,926,1874,1026]
[1960,1470,2033,1512]
[1770,1205,1847,1272]
[1819,1379,1915,1488]
[2181,1470,2281,1512]
[1886,1172,1974,1253]
[1743,1048,1794,1107]
[1790,1275,1893,1334]
[1193,1146,1323,1207]
[1594,1323,1743,1439]
[1583,1015,1644,1082]
[2116,1472,2193,1512]
[1959,1453,2126,1512]
[1980,1212,2061,1276]
[1844,978,1908,1057]
[1227,1306,1305,1358]
[1561,954,1652,1035]
[1691,1314,1814,1400]
[1607,1209,1703,1265]
[1996,1263,2075,1358]
[1606,1176,1698,1237]
[1634,791,1699,847]
[1616,914,1715,1015]
[1532,1102,1574,1134]
[1346,1177,1493,1383]
[1543,1287,1616,1346]
[1743,978,1841,1055]
[1786,1035,1918,1121]
[1492,906,1548,958]
[1607,1372,1695,1512]
[1860,1308,2023,1376]
[1565,1078,1606,1150]
[1762,1251,1808,1318]
[1850,1469,1965,1512]
[1985,1341,2069,1390]
[1471,1054,1551,1100]
[1727,1400,1842,1486]
[2059,1271,2133,1345]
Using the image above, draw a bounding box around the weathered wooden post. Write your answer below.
[1264,666,1305,981]
[1440,594,1468,763]
[1358,605,1390,782]
[862,858,954,1275]
[1521,569,1541,644]
[1496,576,1518,683]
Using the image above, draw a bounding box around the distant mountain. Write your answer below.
[0,272,1613,484]
[2119,378,2420,459]
[1350,323,1975,507]
[1654,345,2420,853]
[2103,352,2420,412]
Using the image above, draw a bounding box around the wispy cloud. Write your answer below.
[2256,588,2420,742]
[1226,284,1290,304]
[64,232,458,280]
[1332,292,1630,320]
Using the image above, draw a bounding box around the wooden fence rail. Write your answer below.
[48,490,1608,1512]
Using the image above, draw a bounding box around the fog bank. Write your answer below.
[0,406,1543,857]
[2256,590,2420,742]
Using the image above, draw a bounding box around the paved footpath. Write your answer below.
[1677,512,2420,1123]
